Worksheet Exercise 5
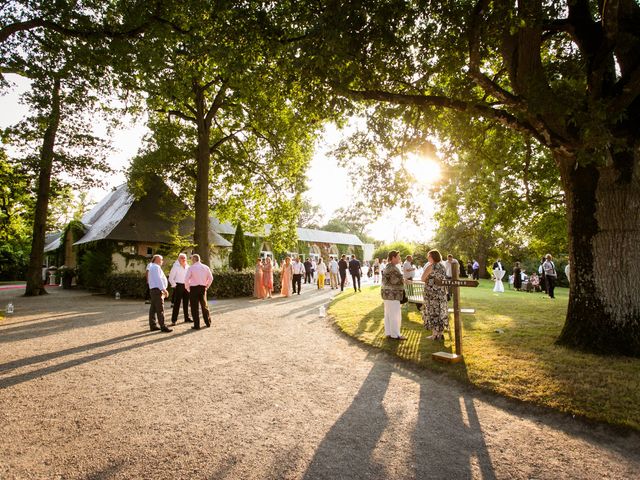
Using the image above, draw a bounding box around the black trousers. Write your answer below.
[472,268,479,280]
[171,283,191,323]
[304,271,312,284]
[339,271,347,291]
[351,273,361,291]
[189,285,210,328]
[292,274,302,294]
[546,275,556,298]
[149,288,166,329]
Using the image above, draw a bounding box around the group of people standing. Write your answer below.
[253,254,365,299]
[380,250,450,341]
[147,253,213,333]
[492,254,562,299]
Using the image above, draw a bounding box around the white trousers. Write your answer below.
[383,299,402,338]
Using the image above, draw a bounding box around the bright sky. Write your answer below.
[0,74,440,243]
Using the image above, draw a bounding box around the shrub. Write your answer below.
[208,269,281,298]
[104,269,283,299]
[229,223,249,271]
[105,272,148,298]
[78,249,113,289]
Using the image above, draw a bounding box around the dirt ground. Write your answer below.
[0,284,639,480]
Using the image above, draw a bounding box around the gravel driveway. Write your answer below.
[0,286,639,480]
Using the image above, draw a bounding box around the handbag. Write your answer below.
[400,290,408,304]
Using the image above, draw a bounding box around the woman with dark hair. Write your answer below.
[513,262,522,291]
[381,250,406,340]
[421,249,448,340]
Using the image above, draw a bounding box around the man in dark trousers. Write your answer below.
[303,258,313,284]
[338,254,349,291]
[349,254,362,292]
[184,254,213,330]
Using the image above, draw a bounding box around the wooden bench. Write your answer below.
[404,281,425,311]
[403,280,476,314]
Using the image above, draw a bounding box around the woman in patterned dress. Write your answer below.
[262,257,274,298]
[421,249,449,340]
[253,258,265,299]
[281,257,293,297]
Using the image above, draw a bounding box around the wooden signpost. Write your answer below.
[432,263,478,364]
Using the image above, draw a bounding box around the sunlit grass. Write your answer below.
[329,280,640,430]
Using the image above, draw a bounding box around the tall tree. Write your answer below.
[291,0,640,356]
[125,1,319,264]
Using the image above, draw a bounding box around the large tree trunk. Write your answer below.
[24,77,61,296]
[193,85,211,265]
[557,151,640,356]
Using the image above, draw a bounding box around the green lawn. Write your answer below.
[329,280,640,431]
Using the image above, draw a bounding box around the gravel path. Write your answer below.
[0,285,639,480]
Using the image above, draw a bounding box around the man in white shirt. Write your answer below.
[445,254,459,278]
[543,254,557,299]
[329,257,339,289]
[185,254,214,330]
[402,255,416,281]
[444,254,460,300]
[168,253,192,325]
[291,257,305,295]
[147,254,172,332]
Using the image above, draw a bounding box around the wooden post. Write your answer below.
[431,262,480,364]
[452,262,462,356]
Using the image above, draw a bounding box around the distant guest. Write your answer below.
[254,258,265,299]
[316,257,327,289]
[262,257,274,299]
[281,257,293,297]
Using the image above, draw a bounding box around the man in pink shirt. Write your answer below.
[184,254,213,330]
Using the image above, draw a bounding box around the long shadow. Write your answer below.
[0,307,145,344]
[303,361,392,479]
[412,362,496,479]
[0,329,192,389]
[0,331,153,373]
[302,353,496,479]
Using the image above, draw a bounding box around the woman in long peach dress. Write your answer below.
[253,258,265,299]
[262,257,274,298]
[281,257,293,297]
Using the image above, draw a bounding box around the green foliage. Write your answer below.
[372,241,415,262]
[78,248,113,289]
[105,272,148,298]
[229,223,249,271]
[0,153,32,280]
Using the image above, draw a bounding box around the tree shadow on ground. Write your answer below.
[0,331,153,373]
[0,329,192,389]
[0,307,147,344]
[302,357,496,479]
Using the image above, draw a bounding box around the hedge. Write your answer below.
[104,269,282,299]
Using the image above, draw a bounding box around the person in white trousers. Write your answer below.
[381,250,406,340]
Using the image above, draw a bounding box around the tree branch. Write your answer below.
[205,80,229,125]
[467,0,521,106]
[158,109,196,123]
[340,87,555,147]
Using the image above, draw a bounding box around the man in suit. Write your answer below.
[303,258,312,284]
[493,258,504,271]
[338,254,349,291]
[349,254,362,292]
[184,254,213,330]
[147,254,172,333]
